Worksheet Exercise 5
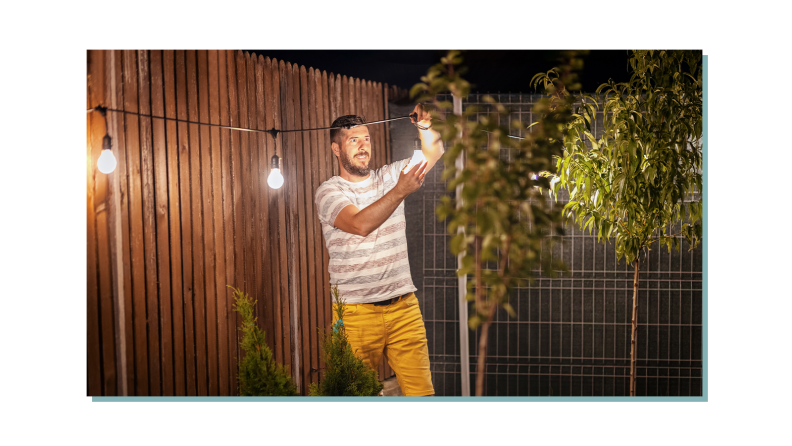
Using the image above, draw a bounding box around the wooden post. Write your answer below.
[454,94,470,397]
[630,260,640,396]
[106,50,129,396]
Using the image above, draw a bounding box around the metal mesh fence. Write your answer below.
[409,93,703,397]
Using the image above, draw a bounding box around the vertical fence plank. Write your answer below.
[309,67,325,383]
[198,50,219,396]
[245,53,266,377]
[263,57,285,365]
[274,60,292,371]
[374,81,383,166]
[86,51,103,396]
[370,81,381,170]
[291,63,310,393]
[175,50,196,396]
[111,49,135,395]
[351,77,359,117]
[373,81,381,167]
[314,68,328,380]
[362,79,372,167]
[209,50,230,396]
[123,50,149,396]
[376,83,386,167]
[255,55,275,356]
[137,50,162,396]
[229,51,246,382]
[150,50,174,396]
[282,61,302,390]
[322,71,333,329]
[88,51,114,396]
[162,49,185,396]
[301,66,319,387]
[333,75,341,176]
[186,50,208,396]
[341,75,349,118]
[365,80,374,166]
[219,50,238,394]
[93,52,120,397]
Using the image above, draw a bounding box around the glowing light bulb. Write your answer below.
[268,154,284,189]
[97,135,117,174]
[268,168,284,189]
[403,149,427,174]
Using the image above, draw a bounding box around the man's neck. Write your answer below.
[339,168,371,183]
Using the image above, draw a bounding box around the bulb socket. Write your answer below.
[103,134,112,152]
[271,154,280,170]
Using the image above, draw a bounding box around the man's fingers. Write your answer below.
[415,161,428,176]
[407,161,422,174]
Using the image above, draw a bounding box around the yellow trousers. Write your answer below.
[332,293,434,396]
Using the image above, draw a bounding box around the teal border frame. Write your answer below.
[93,55,708,403]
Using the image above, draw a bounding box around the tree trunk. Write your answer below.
[475,315,494,396]
[630,259,640,396]
[473,235,484,396]
[473,236,510,397]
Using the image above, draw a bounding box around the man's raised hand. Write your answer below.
[396,161,428,196]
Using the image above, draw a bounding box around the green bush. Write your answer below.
[309,285,383,397]
[230,286,298,396]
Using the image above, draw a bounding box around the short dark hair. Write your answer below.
[330,115,366,146]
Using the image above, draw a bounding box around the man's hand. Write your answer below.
[409,103,444,174]
[396,160,428,196]
[410,103,432,129]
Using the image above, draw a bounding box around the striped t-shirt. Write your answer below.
[315,158,416,304]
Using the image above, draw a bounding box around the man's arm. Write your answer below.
[334,161,428,237]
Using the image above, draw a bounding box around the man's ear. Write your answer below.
[331,141,340,157]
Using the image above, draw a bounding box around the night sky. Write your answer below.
[245,50,632,94]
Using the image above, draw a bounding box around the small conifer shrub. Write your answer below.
[309,284,384,396]
[230,286,298,396]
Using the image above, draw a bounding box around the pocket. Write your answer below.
[331,303,359,323]
[405,294,418,307]
[344,304,360,316]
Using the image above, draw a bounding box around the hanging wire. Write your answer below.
[87,106,528,140]
[86,106,417,136]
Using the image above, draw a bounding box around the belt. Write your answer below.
[371,292,411,306]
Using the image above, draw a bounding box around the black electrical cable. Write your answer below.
[86,106,417,136]
[88,105,527,140]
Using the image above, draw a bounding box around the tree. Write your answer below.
[533,50,703,396]
[230,286,298,396]
[309,284,383,397]
[412,51,583,396]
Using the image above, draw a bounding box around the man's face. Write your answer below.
[334,126,371,177]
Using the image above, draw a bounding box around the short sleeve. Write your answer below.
[315,182,354,228]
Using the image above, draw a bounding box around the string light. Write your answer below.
[87,106,421,188]
[267,130,284,189]
[97,134,117,174]
[95,106,117,174]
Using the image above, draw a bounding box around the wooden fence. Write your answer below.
[87,50,408,396]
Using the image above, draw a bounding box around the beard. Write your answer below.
[339,150,370,177]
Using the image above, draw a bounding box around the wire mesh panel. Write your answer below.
[411,94,703,397]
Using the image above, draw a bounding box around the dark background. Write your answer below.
[389,94,703,396]
[246,50,632,93]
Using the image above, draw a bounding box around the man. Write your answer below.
[314,104,443,396]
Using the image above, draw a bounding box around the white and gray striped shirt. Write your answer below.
[315,158,416,304]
